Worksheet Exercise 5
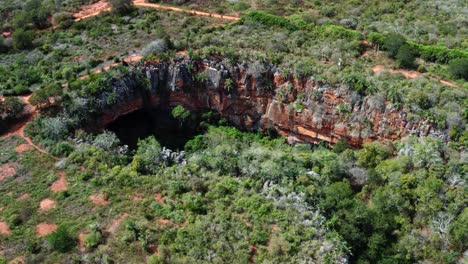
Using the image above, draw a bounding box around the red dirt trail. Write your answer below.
[74,0,111,22]
[72,0,239,22]
[133,0,239,21]
[372,65,459,88]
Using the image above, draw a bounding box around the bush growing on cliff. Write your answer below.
[171,105,191,126]
[143,39,169,55]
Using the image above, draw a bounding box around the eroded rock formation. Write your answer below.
[100,56,441,146]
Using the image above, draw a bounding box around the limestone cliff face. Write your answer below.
[101,56,441,146]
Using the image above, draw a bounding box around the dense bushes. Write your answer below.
[407,41,468,63]
[382,33,406,58]
[369,31,468,65]
[0,97,26,132]
[448,58,468,80]
[12,29,35,50]
[240,11,298,30]
[46,225,76,253]
[396,44,416,69]
[240,11,363,40]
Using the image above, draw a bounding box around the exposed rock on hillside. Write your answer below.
[98,56,443,146]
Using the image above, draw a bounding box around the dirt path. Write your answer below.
[372,65,459,88]
[133,0,240,21]
[0,95,59,159]
[71,0,239,23]
[79,54,143,79]
[73,0,111,22]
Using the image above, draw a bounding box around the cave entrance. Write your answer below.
[106,108,200,151]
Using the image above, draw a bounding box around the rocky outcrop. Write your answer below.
[100,55,441,147]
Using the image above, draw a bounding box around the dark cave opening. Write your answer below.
[106,108,201,151]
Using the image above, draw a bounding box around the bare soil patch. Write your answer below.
[40,199,56,211]
[1,31,12,38]
[36,223,58,237]
[0,221,11,235]
[17,193,29,201]
[51,172,67,192]
[79,232,86,251]
[89,194,109,206]
[158,218,171,225]
[108,213,129,234]
[0,163,16,180]
[9,256,25,264]
[15,144,32,153]
[154,193,165,204]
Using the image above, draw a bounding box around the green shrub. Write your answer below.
[51,142,75,157]
[171,105,191,124]
[368,32,385,47]
[46,225,76,253]
[396,44,416,69]
[382,33,406,58]
[12,29,35,50]
[343,73,375,95]
[84,231,102,249]
[232,1,250,11]
[240,11,297,30]
[406,41,468,63]
[448,58,468,80]
[318,25,363,40]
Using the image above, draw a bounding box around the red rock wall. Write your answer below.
[100,57,437,147]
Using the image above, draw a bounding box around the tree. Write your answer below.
[12,29,35,50]
[171,105,190,126]
[368,32,385,50]
[448,58,468,80]
[383,33,406,58]
[131,136,162,174]
[396,44,416,69]
[46,225,76,253]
